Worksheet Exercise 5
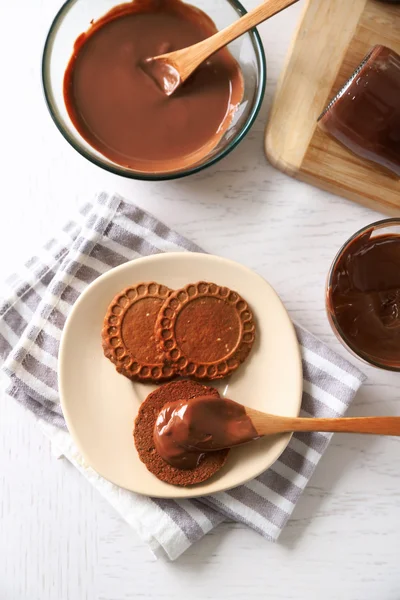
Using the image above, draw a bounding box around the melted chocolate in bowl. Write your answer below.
[327,225,400,369]
[63,0,244,174]
[154,395,259,469]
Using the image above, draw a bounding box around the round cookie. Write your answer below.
[134,380,229,486]
[155,281,256,380]
[102,282,175,383]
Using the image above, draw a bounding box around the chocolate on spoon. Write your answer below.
[143,0,299,96]
[154,395,400,469]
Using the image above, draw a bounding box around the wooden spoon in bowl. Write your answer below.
[143,0,299,96]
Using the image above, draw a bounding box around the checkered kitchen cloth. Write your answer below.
[0,192,366,560]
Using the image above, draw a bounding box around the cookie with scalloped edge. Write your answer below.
[102,282,176,382]
[134,379,229,485]
[155,281,256,380]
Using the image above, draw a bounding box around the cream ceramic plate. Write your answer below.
[59,253,302,498]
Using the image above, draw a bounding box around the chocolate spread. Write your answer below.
[63,0,243,174]
[327,227,400,367]
[154,395,259,469]
[318,45,400,177]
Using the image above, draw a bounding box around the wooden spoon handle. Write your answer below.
[252,414,400,436]
[289,416,400,436]
[208,0,299,50]
[178,0,299,81]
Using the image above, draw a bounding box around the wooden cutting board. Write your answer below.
[265,0,400,214]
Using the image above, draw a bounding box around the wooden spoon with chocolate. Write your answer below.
[144,0,299,95]
[154,395,400,469]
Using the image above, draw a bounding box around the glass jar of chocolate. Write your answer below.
[318,45,400,177]
[327,219,400,370]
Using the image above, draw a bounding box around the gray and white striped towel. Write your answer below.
[0,192,366,560]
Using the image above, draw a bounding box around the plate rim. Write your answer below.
[58,252,303,498]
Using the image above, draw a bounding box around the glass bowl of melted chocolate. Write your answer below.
[327,219,400,371]
[42,0,266,180]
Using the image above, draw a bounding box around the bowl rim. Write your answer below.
[326,217,400,372]
[41,0,267,181]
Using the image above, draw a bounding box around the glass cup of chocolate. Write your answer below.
[326,219,400,371]
[42,0,266,181]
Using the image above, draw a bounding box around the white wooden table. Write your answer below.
[1,1,399,598]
